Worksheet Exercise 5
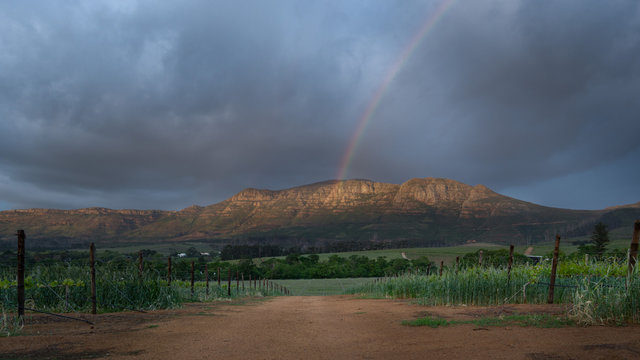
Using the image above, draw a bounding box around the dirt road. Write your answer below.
[2,296,640,359]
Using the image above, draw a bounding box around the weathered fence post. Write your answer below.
[249,274,252,289]
[548,234,561,304]
[478,250,483,267]
[507,244,514,282]
[455,256,460,274]
[138,251,143,280]
[241,273,245,291]
[629,220,640,276]
[427,263,431,276]
[205,264,209,296]
[17,230,25,318]
[167,256,172,286]
[236,271,239,290]
[90,242,97,314]
[227,268,231,296]
[217,267,221,286]
[190,261,195,296]
[439,261,443,277]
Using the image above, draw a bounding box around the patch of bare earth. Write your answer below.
[1,296,639,359]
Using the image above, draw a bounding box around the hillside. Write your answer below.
[1,178,638,250]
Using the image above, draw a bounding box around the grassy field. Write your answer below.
[96,225,637,266]
[257,235,633,266]
[273,278,375,296]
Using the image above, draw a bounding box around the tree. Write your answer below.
[591,222,610,258]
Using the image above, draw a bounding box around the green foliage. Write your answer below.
[403,314,574,328]
[460,249,530,268]
[592,222,610,257]
[1,307,23,337]
[0,262,285,314]
[348,259,640,324]
[403,316,450,328]
[578,222,611,258]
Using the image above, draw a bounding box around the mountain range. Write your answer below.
[1,178,639,250]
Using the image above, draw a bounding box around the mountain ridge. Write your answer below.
[1,177,638,250]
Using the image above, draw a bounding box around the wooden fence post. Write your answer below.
[167,256,172,286]
[190,261,195,296]
[629,220,640,276]
[439,261,443,277]
[90,242,96,314]
[217,267,221,286]
[236,271,239,290]
[249,274,252,289]
[241,273,245,291]
[507,244,514,282]
[205,264,209,296]
[17,230,25,318]
[548,235,561,304]
[478,250,483,267]
[456,256,460,273]
[227,268,231,296]
[138,251,143,280]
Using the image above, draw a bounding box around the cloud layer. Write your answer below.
[1,0,639,210]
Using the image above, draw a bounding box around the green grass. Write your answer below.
[403,314,575,328]
[347,261,640,325]
[274,278,375,296]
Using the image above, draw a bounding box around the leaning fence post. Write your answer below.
[190,261,195,296]
[90,242,97,314]
[548,234,561,304]
[17,230,25,318]
[167,256,172,286]
[507,244,514,282]
[629,220,640,276]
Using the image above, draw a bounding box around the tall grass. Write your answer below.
[347,260,640,324]
[0,263,283,314]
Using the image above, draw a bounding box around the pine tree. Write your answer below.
[591,222,610,258]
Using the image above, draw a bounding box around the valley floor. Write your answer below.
[1,296,639,359]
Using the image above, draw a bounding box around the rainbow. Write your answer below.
[335,0,456,181]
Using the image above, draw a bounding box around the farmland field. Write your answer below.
[273,278,375,296]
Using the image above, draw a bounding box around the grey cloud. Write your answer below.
[1,0,639,211]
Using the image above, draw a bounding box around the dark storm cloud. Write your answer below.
[1,0,639,211]
[346,0,640,208]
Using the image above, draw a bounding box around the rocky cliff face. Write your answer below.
[1,177,634,248]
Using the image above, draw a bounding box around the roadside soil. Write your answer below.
[1,296,639,360]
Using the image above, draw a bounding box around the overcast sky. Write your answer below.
[1,0,639,211]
